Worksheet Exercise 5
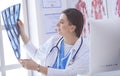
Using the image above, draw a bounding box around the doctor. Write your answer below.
[18,8,89,76]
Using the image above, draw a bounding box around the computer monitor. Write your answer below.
[90,18,120,75]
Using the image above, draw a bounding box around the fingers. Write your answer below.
[17,20,24,29]
[19,59,25,67]
[19,59,38,70]
[19,59,33,69]
[17,20,26,37]
[19,59,28,68]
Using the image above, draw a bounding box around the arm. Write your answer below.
[18,20,46,60]
[19,59,48,75]
[18,20,29,44]
[18,20,48,75]
[19,50,89,76]
[19,39,89,76]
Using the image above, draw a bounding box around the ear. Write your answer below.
[70,25,76,32]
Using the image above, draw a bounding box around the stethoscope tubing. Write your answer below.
[72,37,83,61]
[49,37,83,62]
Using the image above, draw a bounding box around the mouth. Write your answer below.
[56,27,60,31]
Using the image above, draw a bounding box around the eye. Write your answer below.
[60,21,64,24]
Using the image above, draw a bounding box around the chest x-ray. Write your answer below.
[1,3,21,59]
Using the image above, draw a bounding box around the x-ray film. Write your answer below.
[1,3,21,59]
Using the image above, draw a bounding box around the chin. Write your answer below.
[58,32,62,36]
[57,30,60,34]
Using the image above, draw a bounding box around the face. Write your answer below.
[57,14,76,37]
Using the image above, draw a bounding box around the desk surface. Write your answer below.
[92,70,120,76]
[77,70,120,76]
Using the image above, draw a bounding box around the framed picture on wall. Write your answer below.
[42,0,62,8]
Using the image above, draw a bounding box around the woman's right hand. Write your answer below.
[18,20,25,35]
[17,20,29,44]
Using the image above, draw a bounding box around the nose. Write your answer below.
[57,22,60,27]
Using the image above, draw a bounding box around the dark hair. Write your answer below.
[62,8,84,37]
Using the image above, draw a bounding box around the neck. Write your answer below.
[63,35,79,45]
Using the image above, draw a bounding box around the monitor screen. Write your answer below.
[90,18,120,75]
[2,3,21,59]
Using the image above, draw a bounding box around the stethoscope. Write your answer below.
[48,36,83,65]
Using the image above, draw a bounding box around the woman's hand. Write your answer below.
[17,20,29,44]
[19,59,39,71]
[17,20,25,36]
[19,59,48,75]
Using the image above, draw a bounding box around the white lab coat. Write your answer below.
[24,35,89,76]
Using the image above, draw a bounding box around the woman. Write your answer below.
[18,8,89,76]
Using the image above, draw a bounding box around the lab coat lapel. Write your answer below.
[66,37,82,66]
[45,38,63,67]
[45,48,58,67]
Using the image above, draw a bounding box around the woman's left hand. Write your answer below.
[19,59,39,71]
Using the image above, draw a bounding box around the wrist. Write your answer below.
[21,33,29,44]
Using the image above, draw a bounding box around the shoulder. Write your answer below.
[73,37,89,56]
[82,37,89,52]
[77,37,89,62]
[46,34,62,44]
[76,37,89,57]
[41,34,62,54]
[43,34,62,48]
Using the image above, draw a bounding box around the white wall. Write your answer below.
[27,0,68,47]
[27,0,39,48]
